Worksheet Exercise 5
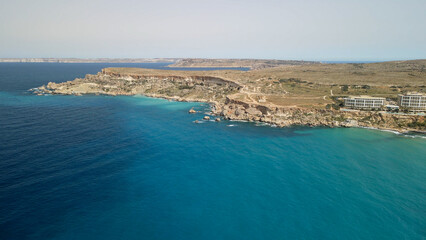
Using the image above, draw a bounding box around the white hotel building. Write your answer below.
[344,96,385,110]
[398,93,426,111]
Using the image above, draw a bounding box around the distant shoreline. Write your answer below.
[0,58,178,63]
[2,58,421,64]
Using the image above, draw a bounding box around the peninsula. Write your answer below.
[33,59,426,133]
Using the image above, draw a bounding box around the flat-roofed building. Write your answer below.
[398,93,426,111]
[344,96,385,110]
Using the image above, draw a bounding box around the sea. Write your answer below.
[0,63,425,239]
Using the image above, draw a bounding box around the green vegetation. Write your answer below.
[178,85,194,90]
[407,120,426,129]
[279,78,306,83]
[333,116,346,122]
[325,104,340,110]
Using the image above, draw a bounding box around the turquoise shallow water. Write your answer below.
[0,63,425,239]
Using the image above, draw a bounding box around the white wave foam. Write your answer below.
[359,126,426,139]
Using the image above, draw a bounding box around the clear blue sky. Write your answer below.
[0,0,425,61]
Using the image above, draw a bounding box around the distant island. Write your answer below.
[168,58,318,70]
[31,59,426,133]
[0,58,317,69]
[0,58,177,63]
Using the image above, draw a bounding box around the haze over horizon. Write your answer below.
[1,0,425,61]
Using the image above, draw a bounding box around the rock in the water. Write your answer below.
[188,108,196,114]
[215,118,221,122]
[194,120,199,123]
[203,116,210,120]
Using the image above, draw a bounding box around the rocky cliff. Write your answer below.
[214,96,424,132]
[37,68,242,103]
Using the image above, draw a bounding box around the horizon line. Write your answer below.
[0,57,425,62]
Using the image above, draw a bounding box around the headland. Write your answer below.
[32,59,426,133]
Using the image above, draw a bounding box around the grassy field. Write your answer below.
[249,60,426,86]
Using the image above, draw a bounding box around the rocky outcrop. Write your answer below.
[38,69,242,103]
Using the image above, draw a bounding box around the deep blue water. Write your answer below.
[0,63,425,239]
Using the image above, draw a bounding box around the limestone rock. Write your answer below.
[46,82,58,89]
[245,107,263,116]
[342,119,359,127]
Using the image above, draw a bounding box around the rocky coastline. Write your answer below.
[213,97,425,134]
[32,67,425,134]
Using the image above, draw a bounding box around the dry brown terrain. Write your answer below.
[251,60,426,86]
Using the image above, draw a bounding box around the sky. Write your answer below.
[0,0,425,61]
